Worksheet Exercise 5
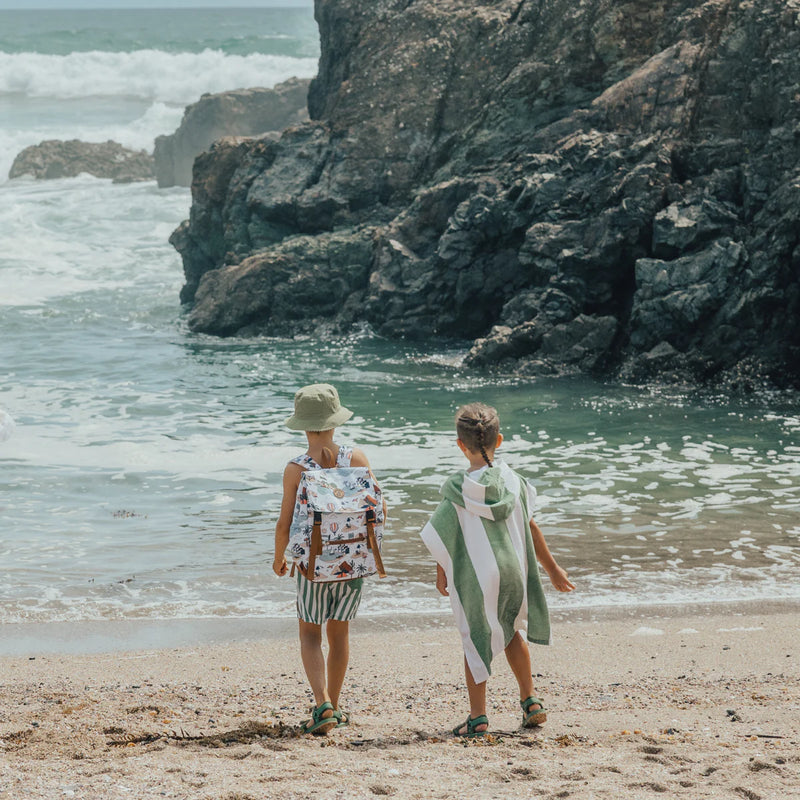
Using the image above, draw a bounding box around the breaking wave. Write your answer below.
[0,49,318,106]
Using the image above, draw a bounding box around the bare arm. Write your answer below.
[530,518,575,592]
[273,463,302,577]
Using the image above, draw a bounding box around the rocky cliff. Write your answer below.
[154,78,310,188]
[172,0,800,388]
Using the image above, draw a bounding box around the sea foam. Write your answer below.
[0,49,318,105]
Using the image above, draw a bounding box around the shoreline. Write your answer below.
[1,605,797,799]
[2,596,799,657]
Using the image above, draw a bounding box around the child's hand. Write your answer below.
[273,557,288,577]
[547,564,575,592]
[436,564,449,596]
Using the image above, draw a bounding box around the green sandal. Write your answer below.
[520,696,547,727]
[452,714,489,738]
[334,709,350,728]
[301,701,338,735]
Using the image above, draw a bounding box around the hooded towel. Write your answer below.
[420,461,550,683]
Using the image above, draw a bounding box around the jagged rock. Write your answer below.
[9,139,154,182]
[630,238,747,353]
[154,78,310,188]
[467,325,535,369]
[169,136,265,303]
[652,200,741,260]
[468,314,617,374]
[172,0,800,387]
[187,227,376,336]
[502,288,580,327]
[619,340,702,385]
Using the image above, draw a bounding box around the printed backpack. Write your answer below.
[288,455,386,583]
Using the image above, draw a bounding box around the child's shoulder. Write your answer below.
[288,453,315,470]
[347,445,369,468]
[281,459,305,494]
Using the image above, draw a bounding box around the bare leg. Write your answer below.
[454,656,489,735]
[506,632,546,725]
[325,619,350,711]
[298,620,332,714]
[504,631,535,701]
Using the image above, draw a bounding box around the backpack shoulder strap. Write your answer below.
[290,454,321,471]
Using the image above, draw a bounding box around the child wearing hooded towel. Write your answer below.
[420,402,574,737]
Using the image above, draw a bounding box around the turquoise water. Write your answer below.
[1,9,799,630]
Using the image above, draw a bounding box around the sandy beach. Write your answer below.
[1,604,798,800]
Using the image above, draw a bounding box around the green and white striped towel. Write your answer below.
[420,460,550,684]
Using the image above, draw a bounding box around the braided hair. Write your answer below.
[455,403,500,467]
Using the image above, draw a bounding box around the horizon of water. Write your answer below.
[1,8,799,645]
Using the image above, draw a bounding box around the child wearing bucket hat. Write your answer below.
[273,383,387,735]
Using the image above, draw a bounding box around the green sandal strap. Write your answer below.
[520,696,546,713]
[302,701,337,734]
[334,709,350,728]
[453,714,489,737]
[314,701,335,717]
[520,696,547,728]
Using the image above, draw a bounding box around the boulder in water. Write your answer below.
[9,139,155,183]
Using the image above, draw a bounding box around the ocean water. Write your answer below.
[0,7,319,180]
[1,8,799,640]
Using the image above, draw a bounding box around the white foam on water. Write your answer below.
[0,576,451,625]
[1,524,800,625]
[696,463,752,482]
[0,410,15,442]
[0,47,316,182]
[0,410,309,482]
[0,176,188,306]
[109,101,186,151]
[0,50,317,105]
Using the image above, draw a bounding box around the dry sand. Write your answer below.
[1,605,799,799]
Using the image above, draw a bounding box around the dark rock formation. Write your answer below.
[154,78,310,188]
[9,140,154,183]
[187,226,375,335]
[172,0,800,387]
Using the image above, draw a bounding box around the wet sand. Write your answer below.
[1,605,798,799]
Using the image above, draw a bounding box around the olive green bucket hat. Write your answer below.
[285,383,353,431]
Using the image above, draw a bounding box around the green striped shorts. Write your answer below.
[295,573,364,624]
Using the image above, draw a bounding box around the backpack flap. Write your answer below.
[302,467,381,514]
